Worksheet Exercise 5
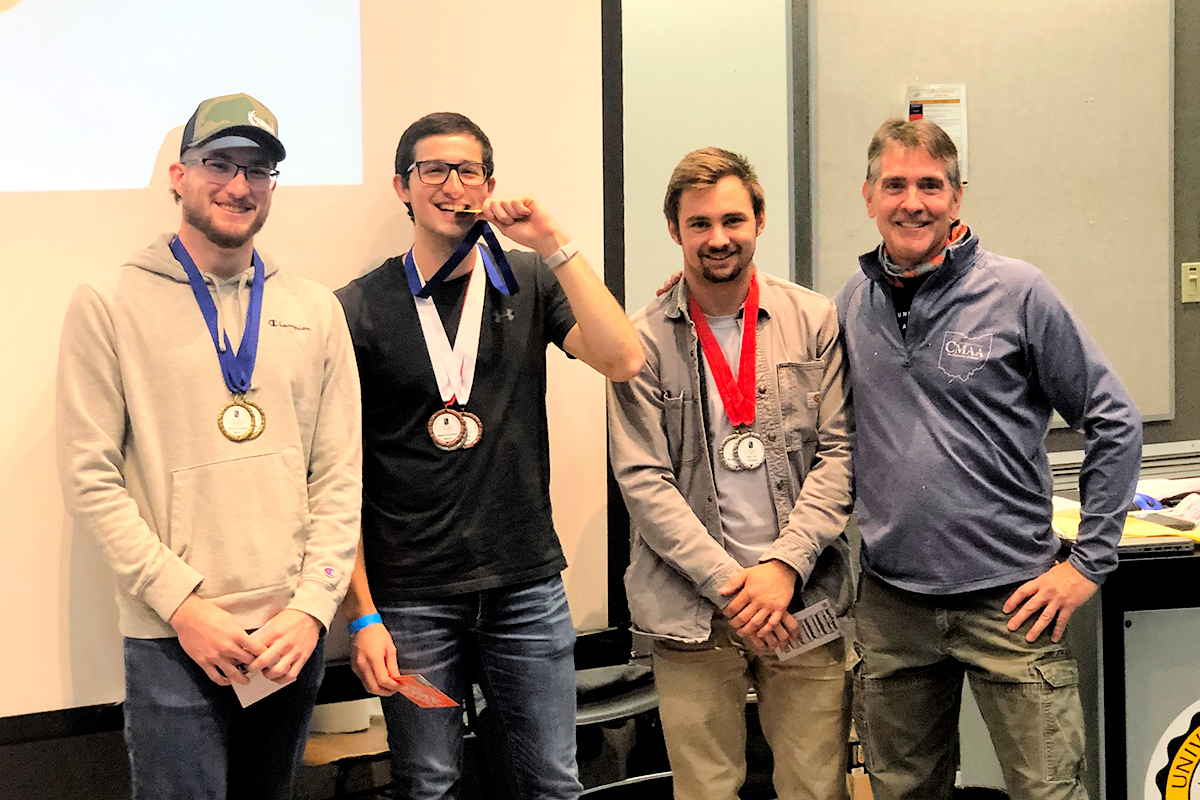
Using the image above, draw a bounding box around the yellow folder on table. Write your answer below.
[1052,508,1200,544]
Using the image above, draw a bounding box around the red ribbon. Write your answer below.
[688,273,759,427]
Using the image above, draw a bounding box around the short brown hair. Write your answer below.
[865,118,961,191]
[395,112,494,221]
[663,147,765,226]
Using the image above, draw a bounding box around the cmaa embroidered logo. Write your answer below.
[937,331,992,381]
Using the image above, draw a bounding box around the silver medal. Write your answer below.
[720,433,745,471]
[735,431,765,470]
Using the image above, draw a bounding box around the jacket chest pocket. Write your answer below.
[776,361,823,451]
[663,391,703,470]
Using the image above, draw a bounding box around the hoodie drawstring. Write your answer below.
[207,271,252,354]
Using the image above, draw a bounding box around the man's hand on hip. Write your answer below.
[719,560,799,641]
[1004,561,1099,643]
[169,594,265,686]
[247,609,322,685]
[350,622,401,697]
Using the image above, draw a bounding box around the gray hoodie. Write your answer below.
[56,233,362,638]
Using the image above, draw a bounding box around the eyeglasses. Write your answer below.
[407,160,490,187]
[184,158,280,188]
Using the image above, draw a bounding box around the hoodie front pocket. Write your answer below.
[169,447,308,600]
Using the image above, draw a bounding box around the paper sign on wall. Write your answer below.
[905,84,969,184]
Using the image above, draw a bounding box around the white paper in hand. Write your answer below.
[232,670,287,708]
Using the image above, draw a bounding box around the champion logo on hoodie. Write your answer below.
[268,319,312,331]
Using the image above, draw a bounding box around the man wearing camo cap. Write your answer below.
[56,93,362,799]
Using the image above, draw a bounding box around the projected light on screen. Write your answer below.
[0,0,362,192]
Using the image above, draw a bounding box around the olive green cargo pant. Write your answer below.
[853,573,1088,800]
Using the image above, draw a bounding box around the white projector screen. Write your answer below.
[0,0,363,191]
[0,0,608,718]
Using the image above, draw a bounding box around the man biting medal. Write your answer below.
[336,111,643,799]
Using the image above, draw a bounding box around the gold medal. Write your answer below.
[218,398,255,441]
[428,408,465,450]
[459,412,483,449]
[243,399,266,440]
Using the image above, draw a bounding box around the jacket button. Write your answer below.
[758,385,767,394]
[767,433,777,442]
[812,392,821,404]
[776,480,786,490]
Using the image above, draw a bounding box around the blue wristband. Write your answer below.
[347,612,382,634]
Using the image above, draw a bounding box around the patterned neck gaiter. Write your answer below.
[880,220,970,287]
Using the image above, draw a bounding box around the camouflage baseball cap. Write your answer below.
[180,93,286,162]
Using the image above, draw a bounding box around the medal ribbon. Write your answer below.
[169,236,264,395]
[404,219,519,298]
[404,244,490,406]
[689,272,760,427]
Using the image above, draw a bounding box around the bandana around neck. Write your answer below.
[881,220,970,287]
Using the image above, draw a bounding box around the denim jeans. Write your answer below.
[377,575,582,800]
[853,573,1088,800]
[123,635,324,800]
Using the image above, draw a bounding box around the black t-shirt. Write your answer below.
[336,250,577,601]
[888,273,931,339]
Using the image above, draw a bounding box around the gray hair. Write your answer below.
[865,118,961,191]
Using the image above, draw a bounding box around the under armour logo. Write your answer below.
[494,308,515,322]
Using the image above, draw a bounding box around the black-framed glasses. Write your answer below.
[407,160,490,186]
[184,158,280,188]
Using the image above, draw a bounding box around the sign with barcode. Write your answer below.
[775,599,843,662]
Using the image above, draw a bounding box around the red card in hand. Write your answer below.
[389,673,459,709]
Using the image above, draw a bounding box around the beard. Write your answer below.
[182,196,271,250]
[700,249,748,284]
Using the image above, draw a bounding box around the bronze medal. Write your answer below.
[459,412,483,449]
[428,408,465,450]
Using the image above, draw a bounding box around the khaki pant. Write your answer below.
[853,573,1088,800]
[653,615,850,800]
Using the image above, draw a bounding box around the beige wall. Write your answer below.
[622,0,793,314]
[0,0,607,717]
[812,0,1173,419]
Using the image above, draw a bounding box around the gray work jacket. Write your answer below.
[608,271,854,643]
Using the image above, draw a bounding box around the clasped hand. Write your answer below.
[719,560,800,651]
[171,595,320,686]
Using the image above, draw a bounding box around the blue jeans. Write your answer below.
[123,635,324,800]
[378,575,582,800]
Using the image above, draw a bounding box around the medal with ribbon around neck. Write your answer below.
[689,273,764,471]
[405,220,519,451]
[170,236,267,442]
